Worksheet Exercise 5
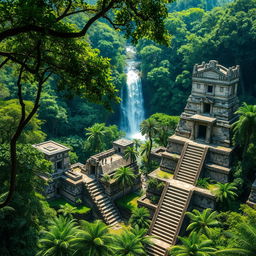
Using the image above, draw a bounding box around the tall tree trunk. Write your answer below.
[0,70,50,208]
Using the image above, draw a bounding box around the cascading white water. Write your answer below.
[120,46,145,140]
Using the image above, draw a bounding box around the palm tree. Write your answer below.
[114,166,136,196]
[58,203,77,218]
[186,209,219,238]
[140,140,151,161]
[129,207,151,229]
[37,216,80,256]
[130,225,153,247]
[157,125,170,147]
[112,229,147,256]
[77,220,113,256]
[213,183,237,209]
[232,103,256,157]
[85,123,106,153]
[216,222,256,256]
[133,139,142,151]
[124,146,138,163]
[170,232,216,256]
[140,118,158,161]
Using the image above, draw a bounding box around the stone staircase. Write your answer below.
[146,240,169,256]
[174,143,208,185]
[149,184,192,248]
[85,178,121,225]
[146,142,208,255]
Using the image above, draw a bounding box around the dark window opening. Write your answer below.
[57,161,63,169]
[203,103,211,114]
[198,125,207,140]
[118,147,121,153]
[91,165,96,175]
[207,85,213,93]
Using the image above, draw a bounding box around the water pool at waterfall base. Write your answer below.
[126,132,145,141]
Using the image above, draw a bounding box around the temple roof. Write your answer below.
[193,60,239,81]
[113,138,133,147]
[189,114,216,124]
[33,140,70,155]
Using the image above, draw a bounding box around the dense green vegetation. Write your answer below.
[170,205,256,256]
[0,0,256,255]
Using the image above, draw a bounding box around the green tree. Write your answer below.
[85,123,124,156]
[149,113,179,146]
[170,232,216,256]
[133,139,142,151]
[39,93,68,137]
[216,222,256,256]
[124,146,138,163]
[0,0,172,208]
[37,216,80,256]
[129,207,151,229]
[0,99,46,144]
[213,183,238,209]
[114,167,136,196]
[58,204,77,218]
[140,141,152,160]
[0,144,55,256]
[85,123,107,153]
[140,118,158,162]
[232,103,256,157]
[77,220,114,256]
[186,209,219,238]
[112,229,147,256]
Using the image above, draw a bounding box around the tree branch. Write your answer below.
[0,65,25,208]
[55,0,72,22]
[0,57,10,69]
[103,15,125,29]
[0,52,36,73]
[0,0,117,41]
[0,64,51,208]
[55,8,97,22]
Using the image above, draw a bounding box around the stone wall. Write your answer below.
[190,188,216,210]
[207,149,231,168]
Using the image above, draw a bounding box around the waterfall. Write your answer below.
[120,46,145,140]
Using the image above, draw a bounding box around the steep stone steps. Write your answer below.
[85,179,121,225]
[150,184,192,246]
[174,143,208,185]
[146,243,167,256]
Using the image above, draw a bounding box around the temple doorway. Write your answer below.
[56,160,63,170]
[198,125,207,140]
[90,165,96,175]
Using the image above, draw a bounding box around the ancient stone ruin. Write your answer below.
[140,60,240,255]
[33,138,140,226]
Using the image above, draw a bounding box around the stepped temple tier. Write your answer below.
[33,139,140,226]
[138,60,240,255]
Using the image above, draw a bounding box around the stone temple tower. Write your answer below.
[176,60,240,146]
[145,61,240,256]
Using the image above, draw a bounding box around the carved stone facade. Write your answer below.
[176,60,239,147]
[160,60,239,184]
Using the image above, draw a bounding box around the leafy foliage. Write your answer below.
[0,99,46,144]
[129,207,150,229]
